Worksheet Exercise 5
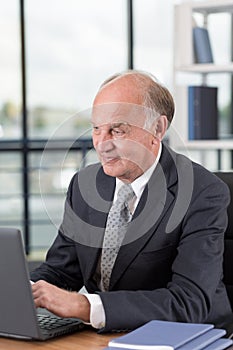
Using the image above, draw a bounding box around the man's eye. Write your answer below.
[111,128,125,136]
[93,126,100,134]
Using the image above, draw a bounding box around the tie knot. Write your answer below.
[117,183,135,205]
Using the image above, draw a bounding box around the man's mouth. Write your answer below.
[101,156,120,165]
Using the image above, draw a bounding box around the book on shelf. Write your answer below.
[193,26,213,64]
[104,320,233,350]
[188,85,218,140]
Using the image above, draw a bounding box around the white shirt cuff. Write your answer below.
[83,293,106,329]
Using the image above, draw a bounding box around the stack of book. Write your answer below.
[188,85,218,140]
[105,320,233,350]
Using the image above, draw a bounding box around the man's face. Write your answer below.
[91,76,162,183]
[92,101,159,183]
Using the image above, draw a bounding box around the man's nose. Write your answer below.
[97,137,114,153]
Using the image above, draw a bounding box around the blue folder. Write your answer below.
[107,320,213,349]
[105,320,232,350]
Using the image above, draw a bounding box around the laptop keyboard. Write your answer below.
[37,314,80,330]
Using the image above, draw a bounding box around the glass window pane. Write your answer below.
[30,223,58,252]
[30,195,64,224]
[29,150,92,195]
[0,153,23,223]
[0,153,22,195]
[0,152,22,169]
[0,198,23,224]
[133,0,174,88]
[25,0,127,138]
[0,172,22,195]
[0,0,21,139]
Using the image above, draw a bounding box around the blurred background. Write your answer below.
[0,0,232,259]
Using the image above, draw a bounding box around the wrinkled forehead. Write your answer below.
[91,102,147,128]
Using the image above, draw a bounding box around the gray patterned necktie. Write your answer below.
[100,183,135,291]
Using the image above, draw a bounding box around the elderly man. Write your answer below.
[31,70,232,332]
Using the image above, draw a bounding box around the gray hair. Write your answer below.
[99,69,175,129]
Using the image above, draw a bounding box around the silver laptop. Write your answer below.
[0,227,85,340]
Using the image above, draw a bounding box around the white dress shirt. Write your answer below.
[83,143,162,329]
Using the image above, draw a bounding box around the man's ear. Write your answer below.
[153,115,168,141]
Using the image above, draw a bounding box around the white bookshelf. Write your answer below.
[171,0,233,164]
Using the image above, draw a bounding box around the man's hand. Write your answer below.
[31,280,90,322]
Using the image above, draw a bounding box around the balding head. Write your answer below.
[95,70,175,126]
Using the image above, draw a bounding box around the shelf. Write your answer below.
[175,63,233,74]
[175,140,233,150]
[192,0,233,14]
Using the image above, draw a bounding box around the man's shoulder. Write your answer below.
[188,160,230,206]
[192,160,226,186]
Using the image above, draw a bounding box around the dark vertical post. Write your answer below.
[20,0,30,254]
[230,14,233,168]
[127,0,134,69]
[217,149,221,170]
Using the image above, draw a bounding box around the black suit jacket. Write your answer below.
[31,143,233,332]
